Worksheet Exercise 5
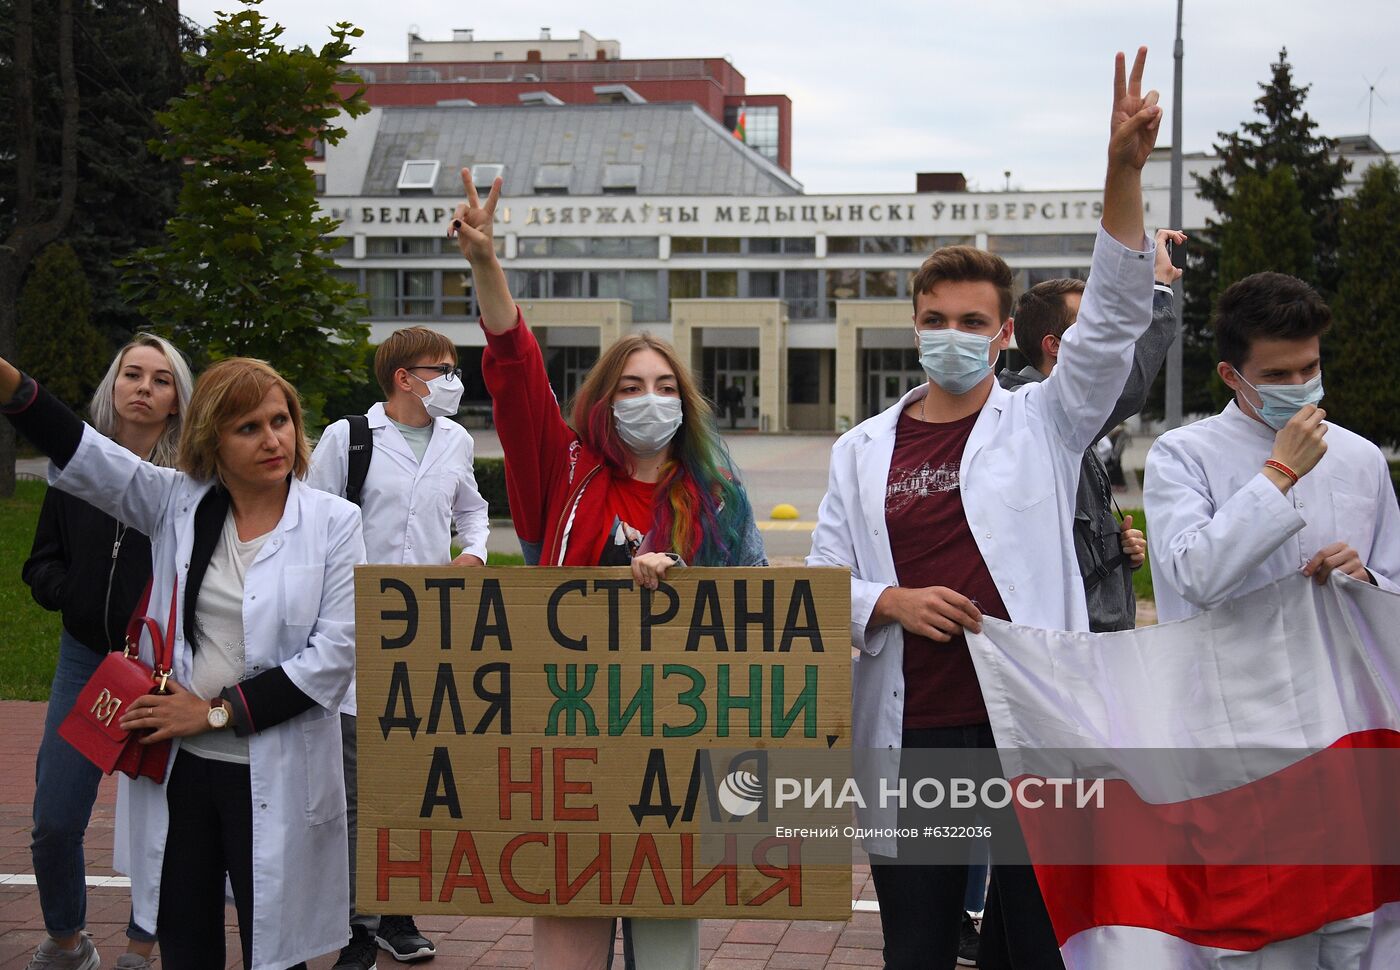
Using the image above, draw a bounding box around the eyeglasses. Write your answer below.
[407,365,462,384]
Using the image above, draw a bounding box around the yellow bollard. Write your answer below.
[770,503,799,520]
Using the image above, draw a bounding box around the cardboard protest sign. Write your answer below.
[355,566,852,920]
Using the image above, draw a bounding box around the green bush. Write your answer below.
[1390,461,1400,504]
[475,456,510,520]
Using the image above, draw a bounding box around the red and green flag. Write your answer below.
[732,106,747,143]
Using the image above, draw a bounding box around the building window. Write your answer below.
[509,270,547,300]
[313,173,326,193]
[827,236,861,255]
[396,160,440,191]
[723,104,781,163]
[785,270,820,319]
[788,349,829,405]
[400,271,434,316]
[535,163,572,194]
[910,235,975,254]
[624,271,663,321]
[517,237,548,258]
[864,270,899,299]
[364,237,451,257]
[987,234,1096,255]
[669,237,742,256]
[588,236,659,257]
[705,271,738,298]
[550,237,587,258]
[551,270,585,298]
[602,163,642,194]
[471,163,505,192]
[748,271,780,298]
[441,269,474,317]
[590,271,622,299]
[669,270,701,300]
[826,268,860,317]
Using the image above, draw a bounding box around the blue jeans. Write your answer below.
[32,631,156,943]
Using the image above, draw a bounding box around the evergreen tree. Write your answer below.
[17,243,111,407]
[122,1,371,421]
[1327,160,1400,448]
[1175,48,1350,416]
[1216,167,1315,290]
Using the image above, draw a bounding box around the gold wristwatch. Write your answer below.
[207,698,231,730]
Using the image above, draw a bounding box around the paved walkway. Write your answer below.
[0,701,884,969]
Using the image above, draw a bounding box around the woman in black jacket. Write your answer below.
[21,333,192,970]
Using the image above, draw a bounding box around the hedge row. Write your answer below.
[476,456,510,520]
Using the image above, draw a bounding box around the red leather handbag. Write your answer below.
[59,579,177,781]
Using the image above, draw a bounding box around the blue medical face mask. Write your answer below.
[1232,369,1324,431]
[916,327,995,395]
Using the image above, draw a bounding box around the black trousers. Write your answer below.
[157,750,308,970]
[867,724,1064,970]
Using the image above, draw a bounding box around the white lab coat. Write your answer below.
[307,401,489,715]
[50,425,364,970]
[1145,400,1400,622]
[807,226,1154,857]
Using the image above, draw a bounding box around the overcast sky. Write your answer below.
[181,1,1399,194]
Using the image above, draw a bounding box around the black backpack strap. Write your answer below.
[343,414,371,506]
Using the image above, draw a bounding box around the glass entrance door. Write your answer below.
[703,347,760,429]
[862,348,924,418]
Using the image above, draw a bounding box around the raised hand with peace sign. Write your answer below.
[447,166,517,333]
[1102,47,1161,249]
[447,166,502,264]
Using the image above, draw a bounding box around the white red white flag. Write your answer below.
[967,573,1400,969]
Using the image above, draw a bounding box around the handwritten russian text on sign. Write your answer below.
[355,567,852,919]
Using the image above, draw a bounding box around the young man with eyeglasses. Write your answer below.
[308,326,490,968]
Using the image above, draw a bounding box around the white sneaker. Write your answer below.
[26,935,100,970]
[113,954,153,969]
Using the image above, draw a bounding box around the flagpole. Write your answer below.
[1166,0,1185,429]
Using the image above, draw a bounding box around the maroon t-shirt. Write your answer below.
[886,410,1008,728]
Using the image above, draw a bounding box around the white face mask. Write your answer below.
[411,371,464,418]
[612,393,683,456]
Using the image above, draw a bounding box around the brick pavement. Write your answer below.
[0,701,886,969]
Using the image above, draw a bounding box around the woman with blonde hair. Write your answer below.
[22,333,191,970]
[5,351,364,970]
[452,168,765,968]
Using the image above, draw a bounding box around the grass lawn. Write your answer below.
[0,480,63,700]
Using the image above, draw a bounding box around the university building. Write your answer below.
[318,32,1392,432]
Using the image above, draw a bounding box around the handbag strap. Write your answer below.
[124,579,179,692]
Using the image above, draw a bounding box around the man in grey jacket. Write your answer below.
[998,228,1184,631]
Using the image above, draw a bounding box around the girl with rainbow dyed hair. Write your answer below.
[453,166,764,970]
